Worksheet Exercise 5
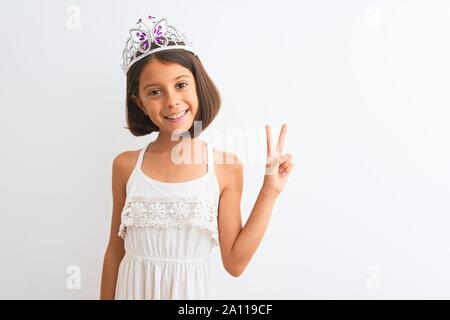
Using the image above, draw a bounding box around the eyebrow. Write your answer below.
[143,75,190,90]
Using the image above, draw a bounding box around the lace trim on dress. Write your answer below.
[118,195,219,246]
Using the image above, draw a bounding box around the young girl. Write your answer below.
[100,15,294,300]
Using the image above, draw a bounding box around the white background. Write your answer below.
[1,0,449,299]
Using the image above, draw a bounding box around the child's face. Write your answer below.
[133,58,199,134]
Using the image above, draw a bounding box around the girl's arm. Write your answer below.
[100,153,128,299]
[218,124,293,277]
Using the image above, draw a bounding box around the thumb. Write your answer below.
[279,153,291,163]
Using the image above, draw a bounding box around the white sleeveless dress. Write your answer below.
[114,140,220,300]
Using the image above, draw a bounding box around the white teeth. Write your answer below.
[166,110,187,119]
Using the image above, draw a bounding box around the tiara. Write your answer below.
[121,15,197,75]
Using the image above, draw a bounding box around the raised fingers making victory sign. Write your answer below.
[263,123,294,194]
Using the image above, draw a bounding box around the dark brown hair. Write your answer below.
[124,45,221,138]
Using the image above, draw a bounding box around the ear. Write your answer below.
[131,94,147,115]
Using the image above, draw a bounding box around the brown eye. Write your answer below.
[148,83,187,96]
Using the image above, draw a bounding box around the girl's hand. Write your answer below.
[263,123,294,195]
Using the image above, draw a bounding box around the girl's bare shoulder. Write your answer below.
[112,148,141,182]
[211,148,243,193]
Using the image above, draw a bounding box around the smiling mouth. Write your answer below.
[163,109,188,121]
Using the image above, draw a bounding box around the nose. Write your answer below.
[165,88,181,109]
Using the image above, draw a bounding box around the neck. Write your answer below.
[149,131,200,154]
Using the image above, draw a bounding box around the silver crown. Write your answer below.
[121,15,197,75]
